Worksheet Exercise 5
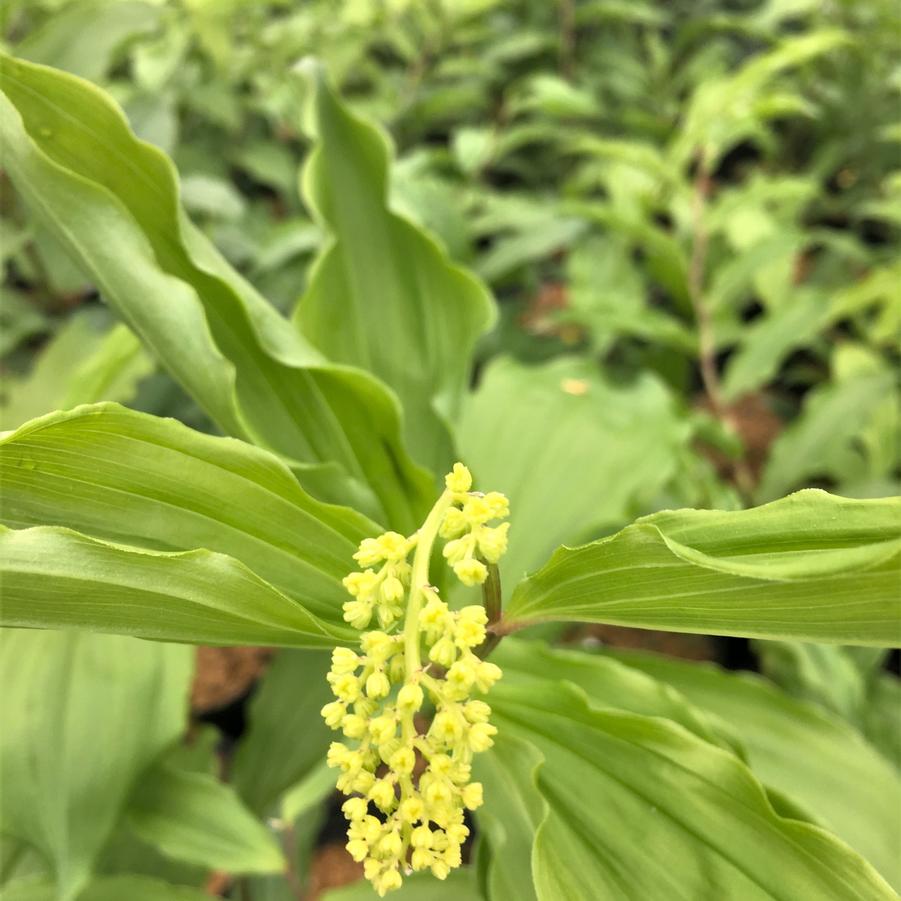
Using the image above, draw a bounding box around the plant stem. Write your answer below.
[476,563,503,659]
[404,489,453,676]
[688,149,755,501]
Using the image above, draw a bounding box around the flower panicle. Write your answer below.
[322,463,508,895]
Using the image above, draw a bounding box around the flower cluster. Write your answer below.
[322,463,508,896]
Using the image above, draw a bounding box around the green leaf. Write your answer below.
[473,733,544,901]
[0,629,192,901]
[0,526,351,647]
[14,1,160,82]
[232,650,333,814]
[0,312,152,431]
[0,404,374,624]
[757,369,896,502]
[457,356,689,584]
[492,639,735,752]
[489,679,895,899]
[293,60,495,473]
[0,54,431,530]
[505,491,901,645]
[3,875,213,901]
[610,651,901,889]
[125,765,284,875]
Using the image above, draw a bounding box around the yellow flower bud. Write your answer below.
[429,637,457,668]
[351,770,375,794]
[376,868,403,896]
[410,825,433,848]
[376,602,402,630]
[484,491,509,520]
[462,782,484,810]
[411,847,432,871]
[369,778,396,812]
[361,630,396,662]
[444,844,462,868]
[446,823,469,844]
[397,682,424,711]
[343,570,377,597]
[346,839,369,862]
[378,829,403,860]
[380,575,404,604]
[376,531,412,561]
[320,700,346,728]
[342,797,368,821]
[439,507,467,539]
[342,599,372,630]
[474,660,503,692]
[425,779,453,807]
[327,742,349,769]
[453,558,488,586]
[468,721,497,752]
[431,859,450,880]
[454,619,486,650]
[446,659,476,693]
[428,754,454,777]
[463,700,491,723]
[389,747,416,776]
[331,646,361,674]
[353,537,384,568]
[442,537,469,565]
[430,710,462,745]
[366,671,391,699]
[398,795,425,822]
[369,714,396,745]
[445,462,472,494]
[329,673,361,703]
[477,522,510,563]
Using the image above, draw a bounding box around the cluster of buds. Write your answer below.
[342,531,414,630]
[321,463,508,896]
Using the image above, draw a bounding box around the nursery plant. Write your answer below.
[1,31,900,901]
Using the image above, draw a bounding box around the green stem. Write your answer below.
[476,563,503,659]
[404,489,453,676]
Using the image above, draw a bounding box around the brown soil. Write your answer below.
[566,624,717,661]
[305,843,364,900]
[190,646,272,713]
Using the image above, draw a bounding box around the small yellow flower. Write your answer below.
[453,558,488,586]
[445,462,472,494]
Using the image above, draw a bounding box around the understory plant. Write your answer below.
[0,45,899,901]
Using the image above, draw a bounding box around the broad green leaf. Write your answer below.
[721,288,829,400]
[0,54,431,530]
[0,404,373,623]
[14,1,160,82]
[490,679,895,900]
[232,650,333,814]
[3,875,212,901]
[493,640,734,752]
[610,651,901,889]
[0,526,352,647]
[294,60,495,473]
[0,312,151,431]
[0,629,192,901]
[505,491,901,645]
[125,765,283,875]
[473,733,545,901]
[752,640,869,722]
[457,356,689,585]
[757,369,897,502]
[863,674,901,768]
